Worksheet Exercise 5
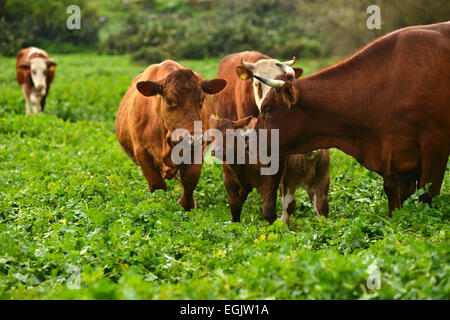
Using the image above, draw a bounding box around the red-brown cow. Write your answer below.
[254,22,450,215]
[115,60,226,210]
[16,47,57,116]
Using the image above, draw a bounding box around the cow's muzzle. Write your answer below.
[170,132,203,148]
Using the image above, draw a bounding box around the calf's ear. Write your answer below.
[201,79,227,94]
[209,114,217,128]
[137,81,163,97]
[236,66,253,80]
[293,68,303,79]
[232,116,253,129]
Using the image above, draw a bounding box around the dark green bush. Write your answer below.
[102,0,319,62]
[0,0,100,56]
[132,46,169,64]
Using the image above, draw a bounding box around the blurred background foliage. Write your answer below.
[1,0,449,61]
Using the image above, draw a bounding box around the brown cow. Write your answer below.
[115,60,226,210]
[254,22,450,215]
[16,47,57,116]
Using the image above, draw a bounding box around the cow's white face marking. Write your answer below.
[27,47,48,58]
[30,58,48,95]
[250,59,295,110]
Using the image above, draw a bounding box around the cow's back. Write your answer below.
[215,51,270,120]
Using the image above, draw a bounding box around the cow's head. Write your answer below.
[236,56,303,110]
[252,74,302,152]
[19,58,56,95]
[137,69,226,148]
[208,115,255,160]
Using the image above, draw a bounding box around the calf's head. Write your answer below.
[19,58,56,94]
[208,115,255,161]
[236,57,303,110]
[137,69,226,147]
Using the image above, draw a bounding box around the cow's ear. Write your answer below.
[201,79,227,95]
[293,68,303,79]
[281,82,297,106]
[47,61,57,72]
[236,66,253,80]
[232,116,253,129]
[137,81,163,97]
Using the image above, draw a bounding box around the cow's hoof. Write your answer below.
[280,215,290,227]
[149,181,167,193]
[178,197,196,211]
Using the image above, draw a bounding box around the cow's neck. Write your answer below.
[291,58,386,173]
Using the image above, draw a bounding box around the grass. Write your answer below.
[0,54,448,299]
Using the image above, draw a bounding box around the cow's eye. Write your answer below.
[263,108,272,117]
[166,99,175,107]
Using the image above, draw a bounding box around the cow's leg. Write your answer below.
[256,179,279,225]
[383,176,401,217]
[417,146,449,205]
[21,85,31,116]
[40,94,47,113]
[30,92,42,114]
[280,182,296,227]
[134,148,167,193]
[178,163,202,211]
[223,171,249,222]
[399,180,417,205]
[309,180,330,218]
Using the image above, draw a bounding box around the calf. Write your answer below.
[280,149,330,226]
[115,60,226,210]
[209,116,330,226]
[16,47,57,116]
[208,116,284,224]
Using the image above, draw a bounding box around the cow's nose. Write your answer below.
[35,85,43,90]
[184,134,203,148]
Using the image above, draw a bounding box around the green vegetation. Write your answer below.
[2,0,449,60]
[0,54,449,299]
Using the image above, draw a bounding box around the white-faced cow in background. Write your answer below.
[16,47,57,116]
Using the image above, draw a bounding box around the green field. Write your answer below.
[0,54,448,299]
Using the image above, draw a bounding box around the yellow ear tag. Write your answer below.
[49,66,55,72]
[240,73,248,80]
